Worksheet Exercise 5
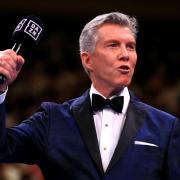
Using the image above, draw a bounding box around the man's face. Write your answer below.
[81,23,137,96]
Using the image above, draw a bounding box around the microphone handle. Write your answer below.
[0,75,6,84]
[12,43,22,54]
[0,43,22,84]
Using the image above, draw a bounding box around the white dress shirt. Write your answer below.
[90,85,130,171]
[0,88,7,104]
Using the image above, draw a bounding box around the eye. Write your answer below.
[107,42,119,48]
[127,43,136,50]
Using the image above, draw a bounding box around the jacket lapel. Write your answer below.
[71,91,104,174]
[71,90,146,174]
[106,98,146,172]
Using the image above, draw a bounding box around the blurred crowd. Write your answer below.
[0,18,179,179]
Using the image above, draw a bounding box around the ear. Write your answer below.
[80,52,93,72]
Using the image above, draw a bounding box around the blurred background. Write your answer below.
[0,0,180,179]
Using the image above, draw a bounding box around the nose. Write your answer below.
[118,45,129,61]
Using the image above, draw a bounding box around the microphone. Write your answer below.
[0,15,44,84]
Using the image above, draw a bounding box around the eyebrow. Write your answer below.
[105,39,136,45]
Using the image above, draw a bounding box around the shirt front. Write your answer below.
[0,88,7,104]
[90,84,130,171]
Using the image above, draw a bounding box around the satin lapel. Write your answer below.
[106,100,146,172]
[71,94,104,174]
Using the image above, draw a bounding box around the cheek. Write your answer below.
[130,55,137,69]
[94,55,114,71]
[133,54,137,65]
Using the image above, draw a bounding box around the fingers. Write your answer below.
[16,55,25,72]
[0,49,25,86]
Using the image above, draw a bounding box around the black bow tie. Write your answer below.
[92,94,124,113]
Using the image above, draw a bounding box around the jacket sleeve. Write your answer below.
[0,101,50,165]
[166,117,180,179]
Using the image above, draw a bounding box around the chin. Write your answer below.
[115,79,132,88]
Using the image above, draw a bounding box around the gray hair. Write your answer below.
[79,12,138,54]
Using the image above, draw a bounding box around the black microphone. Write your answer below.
[0,15,44,84]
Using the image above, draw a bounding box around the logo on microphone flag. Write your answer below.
[14,19,27,31]
[24,20,43,40]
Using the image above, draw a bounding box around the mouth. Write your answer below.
[118,65,130,74]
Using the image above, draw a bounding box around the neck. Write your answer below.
[92,84,124,98]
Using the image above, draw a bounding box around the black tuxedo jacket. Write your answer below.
[0,90,180,180]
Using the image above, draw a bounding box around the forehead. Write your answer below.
[97,23,135,42]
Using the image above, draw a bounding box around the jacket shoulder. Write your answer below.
[130,92,178,122]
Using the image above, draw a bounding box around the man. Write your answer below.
[0,12,179,180]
